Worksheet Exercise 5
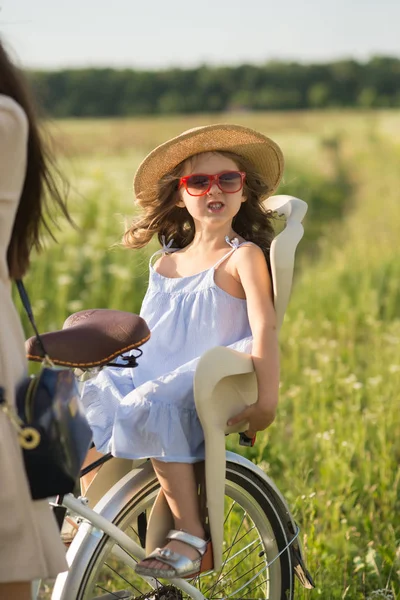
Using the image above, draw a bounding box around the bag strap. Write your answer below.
[16,279,49,359]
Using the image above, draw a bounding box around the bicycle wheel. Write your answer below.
[54,461,294,600]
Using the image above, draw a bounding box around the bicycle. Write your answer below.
[29,195,314,600]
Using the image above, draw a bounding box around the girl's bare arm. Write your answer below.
[227,245,280,437]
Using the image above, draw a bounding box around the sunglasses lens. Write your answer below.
[186,175,210,195]
[182,171,244,196]
[218,172,243,192]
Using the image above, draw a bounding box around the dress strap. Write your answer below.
[212,236,252,270]
[149,236,179,267]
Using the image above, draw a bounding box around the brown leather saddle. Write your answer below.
[26,309,150,369]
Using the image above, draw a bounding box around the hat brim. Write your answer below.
[134,124,284,201]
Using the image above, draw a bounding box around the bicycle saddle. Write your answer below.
[26,309,151,368]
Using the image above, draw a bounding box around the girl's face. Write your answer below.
[177,152,246,228]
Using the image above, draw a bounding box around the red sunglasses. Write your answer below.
[179,171,246,197]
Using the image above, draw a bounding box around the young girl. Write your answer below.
[81,123,283,579]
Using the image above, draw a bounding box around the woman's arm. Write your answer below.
[227,244,280,437]
[0,96,29,265]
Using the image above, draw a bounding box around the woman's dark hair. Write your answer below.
[124,151,275,263]
[0,39,70,279]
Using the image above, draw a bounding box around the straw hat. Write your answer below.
[134,123,284,201]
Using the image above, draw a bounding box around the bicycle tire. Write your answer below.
[53,461,294,600]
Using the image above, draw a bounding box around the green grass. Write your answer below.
[31,110,399,599]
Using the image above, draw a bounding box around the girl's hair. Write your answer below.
[0,39,70,279]
[124,150,275,262]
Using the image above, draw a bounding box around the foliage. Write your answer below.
[27,57,400,118]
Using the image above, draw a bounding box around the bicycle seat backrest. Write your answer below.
[263,194,308,330]
[195,194,308,440]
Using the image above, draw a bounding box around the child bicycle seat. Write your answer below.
[196,195,307,569]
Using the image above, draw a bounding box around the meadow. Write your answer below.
[30,109,400,599]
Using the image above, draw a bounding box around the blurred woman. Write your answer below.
[0,38,69,599]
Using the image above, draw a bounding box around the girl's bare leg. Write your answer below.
[80,446,103,496]
[61,447,104,546]
[0,582,31,600]
[140,460,206,570]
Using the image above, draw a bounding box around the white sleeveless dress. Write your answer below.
[81,237,253,462]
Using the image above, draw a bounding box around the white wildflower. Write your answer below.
[34,299,46,311]
[67,300,84,313]
[303,368,321,379]
[318,354,330,364]
[107,264,131,280]
[383,334,399,345]
[343,374,357,384]
[367,589,394,599]
[286,386,301,398]
[316,429,335,441]
[57,274,72,286]
[308,340,320,350]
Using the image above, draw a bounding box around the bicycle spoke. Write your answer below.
[204,542,262,596]
[223,499,236,526]
[94,583,133,598]
[109,544,139,569]
[222,526,256,556]
[107,544,161,592]
[244,576,270,598]
[129,524,140,537]
[206,511,247,597]
[217,543,262,585]
[224,539,261,565]
[229,560,265,588]
[224,563,267,599]
[197,536,261,579]
[103,562,141,593]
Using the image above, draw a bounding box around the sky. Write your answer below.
[1,0,400,70]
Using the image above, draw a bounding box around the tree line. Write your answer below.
[27,56,400,117]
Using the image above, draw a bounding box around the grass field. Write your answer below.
[30,109,400,599]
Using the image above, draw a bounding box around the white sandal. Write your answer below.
[135,529,213,579]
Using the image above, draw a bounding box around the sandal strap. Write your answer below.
[139,546,202,573]
[144,547,184,565]
[166,529,208,556]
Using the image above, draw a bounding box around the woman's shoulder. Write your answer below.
[0,95,29,165]
[0,95,29,199]
[0,94,28,136]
